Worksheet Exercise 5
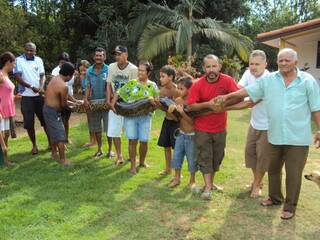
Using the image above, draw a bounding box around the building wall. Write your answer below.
[297,40,320,81]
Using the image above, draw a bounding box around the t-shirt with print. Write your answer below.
[107,62,138,93]
[118,79,159,103]
[238,69,270,130]
[187,74,239,133]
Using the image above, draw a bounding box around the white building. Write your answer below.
[257,18,320,81]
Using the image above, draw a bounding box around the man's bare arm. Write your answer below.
[60,86,68,109]
[312,111,320,148]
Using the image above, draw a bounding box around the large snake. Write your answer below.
[68,97,215,118]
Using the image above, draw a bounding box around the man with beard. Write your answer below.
[187,54,239,200]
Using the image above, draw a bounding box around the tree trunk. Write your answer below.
[187,38,192,66]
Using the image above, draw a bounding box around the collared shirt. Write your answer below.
[14,54,45,97]
[86,63,108,100]
[51,65,74,96]
[238,69,270,130]
[246,69,320,146]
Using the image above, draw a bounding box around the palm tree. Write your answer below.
[130,0,253,63]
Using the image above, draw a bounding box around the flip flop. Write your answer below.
[93,151,103,159]
[280,211,295,220]
[138,163,149,168]
[115,159,124,165]
[260,197,281,207]
[158,170,170,176]
[106,152,116,158]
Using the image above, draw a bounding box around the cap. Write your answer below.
[112,45,128,54]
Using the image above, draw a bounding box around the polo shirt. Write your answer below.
[86,63,108,100]
[188,74,239,133]
[246,69,320,146]
[14,54,45,97]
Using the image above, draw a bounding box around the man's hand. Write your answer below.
[175,104,184,114]
[208,96,226,112]
[314,132,320,148]
[149,97,157,106]
[83,98,91,110]
[167,104,176,113]
[31,86,40,93]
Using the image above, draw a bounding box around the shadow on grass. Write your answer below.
[211,191,298,239]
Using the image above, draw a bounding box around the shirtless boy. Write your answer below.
[43,62,75,166]
[157,65,180,175]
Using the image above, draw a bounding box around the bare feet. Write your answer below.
[60,159,71,166]
[129,167,137,174]
[31,147,38,155]
[188,182,196,188]
[5,160,15,167]
[250,185,262,198]
[51,153,59,161]
[168,178,180,188]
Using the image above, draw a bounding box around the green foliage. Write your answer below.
[220,55,243,80]
[130,0,253,63]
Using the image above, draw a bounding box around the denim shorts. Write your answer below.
[124,114,152,142]
[171,131,198,173]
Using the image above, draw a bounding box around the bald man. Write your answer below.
[14,42,50,155]
[218,48,320,220]
[187,54,239,200]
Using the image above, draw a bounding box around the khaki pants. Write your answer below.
[268,144,309,213]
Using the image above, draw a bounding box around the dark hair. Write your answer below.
[160,65,176,81]
[95,47,106,55]
[58,52,70,62]
[59,62,75,77]
[0,52,15,69]
[139,60,153,74]
[177,76,193,89]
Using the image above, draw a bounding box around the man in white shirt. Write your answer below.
[228,50,271,198]
[14,42,50,155]
[106,46,138,165]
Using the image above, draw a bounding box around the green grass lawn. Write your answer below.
[1,110,320,240]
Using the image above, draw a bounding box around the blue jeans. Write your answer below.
[171,131,197,173]
[124,114,152,142]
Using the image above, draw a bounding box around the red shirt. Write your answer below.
[187,74,238,133]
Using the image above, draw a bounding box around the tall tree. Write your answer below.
[130,0,252,63]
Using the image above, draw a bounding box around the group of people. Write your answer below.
[0,41,319,220]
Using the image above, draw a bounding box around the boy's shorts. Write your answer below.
[157,118,179,148]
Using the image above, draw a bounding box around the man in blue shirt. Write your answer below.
[14,42,50,155]
[84,48,113,159]
[216,48,320,220]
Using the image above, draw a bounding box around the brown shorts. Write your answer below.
[245,125,271,171]
[195,130,226,174]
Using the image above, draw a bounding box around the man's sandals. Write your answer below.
[261,198,294,220]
